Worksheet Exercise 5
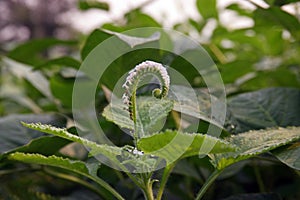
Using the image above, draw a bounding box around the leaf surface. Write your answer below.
[210,127,300,170]
[138,130,236,164]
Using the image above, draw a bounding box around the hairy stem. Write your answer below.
[142,177,155,200]
[131,91,138,146]
[195,169,223,200]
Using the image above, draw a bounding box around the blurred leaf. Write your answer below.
[239,68,300,91]
[272,142,300,170]
[219,61,254,84]
[227,88,300,133]
[7,38,77,66]
[138,130,237,165]
[210,126,300,170]
[50,75,74,108]
[81,29,162,89]
[81,30,161,91]
[35,56,81,70]
[81,29,112,60]
[0,114,66,154]
[254,7,300,40]
[124,10,161,29]
[196,0,218,19]
[3,58,53,100]
[102,10,161,32]
[78,0,109,11]
[188,18,206,32]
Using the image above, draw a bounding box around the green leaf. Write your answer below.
[124,10,161,29]
[227,88,300,133]
[81,29,112,60]
[138,130,237,164]
[78,0,109,11]
[21,122,123,160]
[34,56,81,70]
[7,38,77,66]
[254,7,300,40]
[21,122,160,173]
[102,99,133,130]
[102,97,174,137]
[9,152,95,176]
[210,126,300,170]
[196,0,218,19]
[50,75,74,107]
[102,10,161,32]
[272,142,300,170]
[80,29,162,90]
[8,152,124,200]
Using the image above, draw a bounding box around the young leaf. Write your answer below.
[102,97,174,137]
[209,127,300,170]
[138,130,237,165]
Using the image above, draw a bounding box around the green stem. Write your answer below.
[195,169,223,200]
[156,163,175,200]
[142,177,154,200]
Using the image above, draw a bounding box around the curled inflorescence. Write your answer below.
[122,60,170,119]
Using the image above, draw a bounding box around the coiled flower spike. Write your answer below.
[122,61,170,142]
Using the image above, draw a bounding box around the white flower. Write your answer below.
[122,60,170,104]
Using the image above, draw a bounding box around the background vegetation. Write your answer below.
[0,0,299,199]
